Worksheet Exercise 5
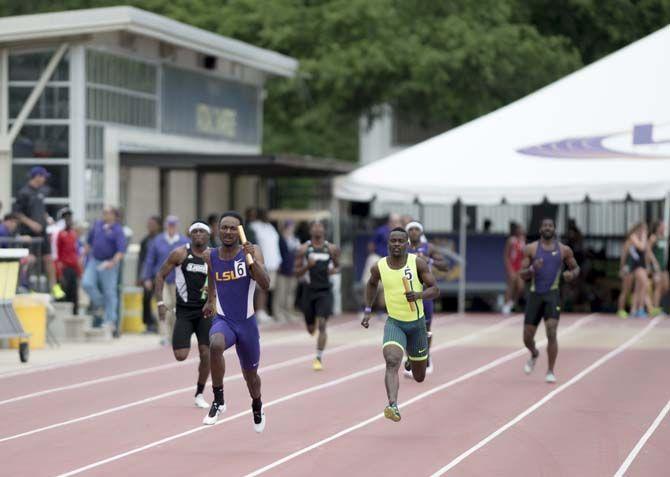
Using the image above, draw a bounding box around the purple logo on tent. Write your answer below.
[518,123,670,159]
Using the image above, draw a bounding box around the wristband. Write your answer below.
[157,301,165,307]
[364,306,372,313]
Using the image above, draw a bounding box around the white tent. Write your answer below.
[334,25,670,313]
[335,25,670,205]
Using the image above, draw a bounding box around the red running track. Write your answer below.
[0,313,667,477]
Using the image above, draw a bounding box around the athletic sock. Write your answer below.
[316,349,323,361]
[213,385,224,405]
[196,382,205,397]
[252,397,263,412]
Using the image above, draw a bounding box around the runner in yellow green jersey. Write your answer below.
[361,227,440,422]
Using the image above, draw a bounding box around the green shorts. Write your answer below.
[382,316,428,361]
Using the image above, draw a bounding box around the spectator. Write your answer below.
[274,220,301,322]
[244,207,258,244]
[55,207,82,315]
[143,215,189,343]
[628,222,652,318]
[12,166,61,297]
[649,221,668,315]
[137,215,161,333]
[82,206,127,332]
[249,208,281,323]
[483,218,493,233]
[502,222,525,315]
[207,213,220,248]
[370,213,401,258]
[0,213,19,245]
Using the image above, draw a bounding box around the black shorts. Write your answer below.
[173,307,211,349]
[524,290,561,327]
[303,289,333,326]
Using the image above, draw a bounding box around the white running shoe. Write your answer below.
[524,352,539,375]
[194,394,209,409]
[502,302,513,316]
[426,358,434,375]
[202,402,226,425]
[253,405,266,433]
[545,372,557,384]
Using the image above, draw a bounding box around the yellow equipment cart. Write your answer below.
[0,249,31,362]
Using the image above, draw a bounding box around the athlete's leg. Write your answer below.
[316,317,327,353]
[195,317,212,393]
[172,317,194,361]
[523,324,538,355]
[634,267,649,315]
[383,344,404,405]
[407,318,428,382]
[544,318,559,373]
[209,333,227,391]
[618,273,634,314]
[235,318,265,431]
[304,294,316,336]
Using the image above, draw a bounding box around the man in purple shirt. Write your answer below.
[82,207,127,331]
[143,215,189,344]
[369,213,402,258]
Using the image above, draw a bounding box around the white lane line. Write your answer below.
[429,316,662,476]
[243,314,596,477]
[613,398,670,477]
[0,315,478,442]
[52,316,519,476]
[0,320,385,407]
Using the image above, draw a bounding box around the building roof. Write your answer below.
[120,152,355,177]
[0,6,298,77]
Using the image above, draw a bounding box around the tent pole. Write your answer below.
[458,201,466,316]
[664,191,670,266]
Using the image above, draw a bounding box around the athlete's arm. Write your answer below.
[244,243,271,290]
[427,243,449,272]
[361,263,381,328]
[203,249,216,318]
[154,246,186,321]
[329,244,341,275]
[410,256,440,302]
[519,243,539,281]
[294,243,309,278]
[561,245,580,282]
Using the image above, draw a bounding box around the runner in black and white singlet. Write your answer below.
[520,218,580,384]
[295,221,340,371]
[154,221,212,409]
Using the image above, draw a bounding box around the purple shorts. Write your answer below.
[210,315,260,370]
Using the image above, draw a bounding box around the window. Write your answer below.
[12,164,69,198]
[86,125,104,160]
[9,86,69,119]
[12,124,69,158]
[9,50,69,82]
[87,88,156,128]
[85,165,104,200]
[86,50,157,94]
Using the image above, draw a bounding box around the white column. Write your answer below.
[0,48,11,213]
[103,128,120,206]
[69,45,86,220]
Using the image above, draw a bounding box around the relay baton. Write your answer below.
[402,276,416,312]
[238,225,254,265]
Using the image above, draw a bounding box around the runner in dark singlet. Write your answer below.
[520,218,579,384]
[649,221,668,316]
[404,221,448,376]
[154,221,212,409]
[295,221,340,371]
[202,211,271,432]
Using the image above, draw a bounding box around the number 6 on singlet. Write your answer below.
[235,260,247,278]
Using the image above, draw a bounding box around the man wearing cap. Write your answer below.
[55,207,82,315]
[12,166,62,297]
[143,215,189,344]
[82,206,127,332]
